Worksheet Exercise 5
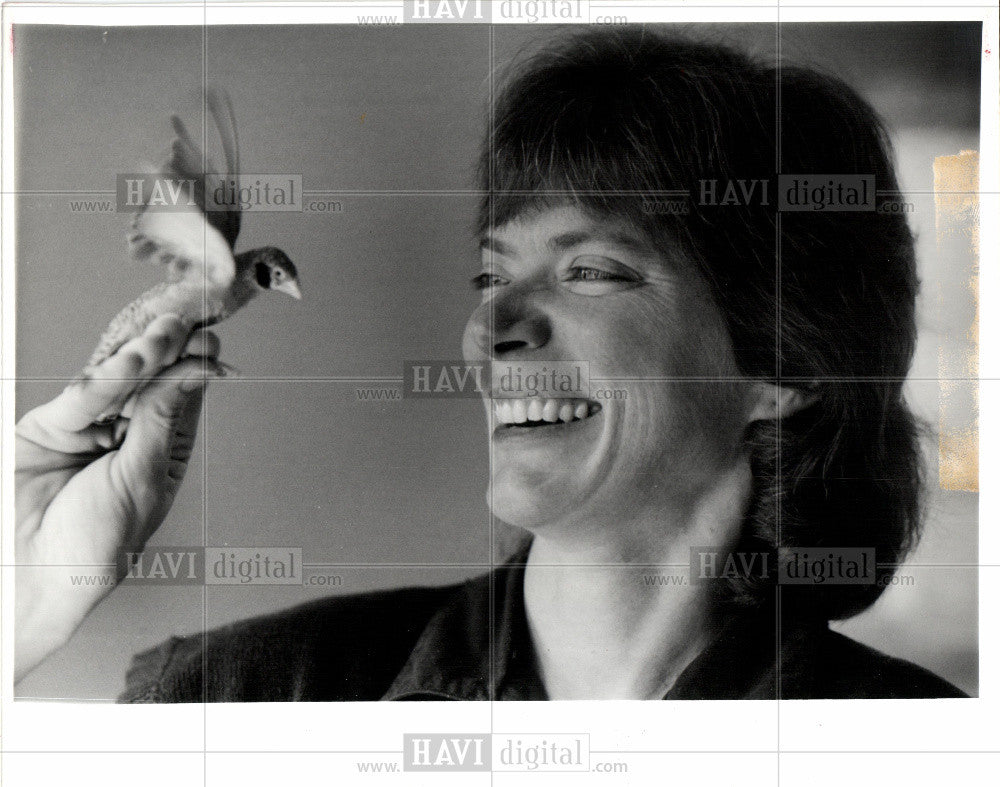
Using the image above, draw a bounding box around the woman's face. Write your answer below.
[462,205,758,536]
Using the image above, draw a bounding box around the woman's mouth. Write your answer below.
[493,397,602,427]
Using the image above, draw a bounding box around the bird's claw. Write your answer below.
[210,360,241,378]
[89,361,232,425]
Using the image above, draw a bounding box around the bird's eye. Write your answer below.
[274,269,284,280]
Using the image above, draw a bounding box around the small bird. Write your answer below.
[84,88,301,384]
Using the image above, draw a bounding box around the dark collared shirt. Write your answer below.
[119,547,966,702]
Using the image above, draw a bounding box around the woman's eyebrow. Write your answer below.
[478,228,657,258]
[547,229,655,255]
[478,235,515,257]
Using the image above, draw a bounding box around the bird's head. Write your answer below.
[250,247,302,300]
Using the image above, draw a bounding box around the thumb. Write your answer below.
[115,360,211,501]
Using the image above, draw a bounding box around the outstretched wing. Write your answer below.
[126,87,240,287]
[169,87,242,248]
[128,209,235,287]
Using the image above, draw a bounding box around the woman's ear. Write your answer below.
[747,382,819,423]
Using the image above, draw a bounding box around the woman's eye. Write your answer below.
[565,256,642,285]
[470,272,507,291]
[569,267,617,281]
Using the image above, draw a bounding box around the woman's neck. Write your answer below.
[522,463,750,700]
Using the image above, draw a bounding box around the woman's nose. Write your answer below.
[469,288,551,359]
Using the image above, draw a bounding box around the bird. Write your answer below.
[83,88,301,388]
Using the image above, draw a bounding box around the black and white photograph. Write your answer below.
[2,2,996,784]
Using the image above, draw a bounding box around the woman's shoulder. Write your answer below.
[117,582,457,703]
[807,628,969,699]
[117,570,971,702]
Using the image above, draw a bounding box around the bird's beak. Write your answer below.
[274,280,302,300]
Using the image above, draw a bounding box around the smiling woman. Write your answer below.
[465,205,754,552]
[480,29,934,621]
[14,26,968,701]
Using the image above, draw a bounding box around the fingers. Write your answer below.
[114,357,213,501]
[49,315,191,432]
[114,331,218,421]
[93,417,131,451]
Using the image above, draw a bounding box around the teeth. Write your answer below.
[493,397,601,426]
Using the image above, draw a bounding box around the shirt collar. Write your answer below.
[382,543,533,700]
[665,598,820,699]
[382,543,822,701]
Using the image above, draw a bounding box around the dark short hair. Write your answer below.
[479,27,922,620]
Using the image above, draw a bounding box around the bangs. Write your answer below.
[477,120,691,241]
[474,30,740,239]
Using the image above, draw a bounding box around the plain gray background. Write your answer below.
[13,22,980,698]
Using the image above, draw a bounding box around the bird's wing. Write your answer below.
[127,209,236,287]
[127,87,240,287]
[168,87,242,247]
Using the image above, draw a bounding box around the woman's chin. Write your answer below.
[486,484,565,533]
[485,477,581,533]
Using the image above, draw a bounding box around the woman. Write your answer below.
[15,28,966,700]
